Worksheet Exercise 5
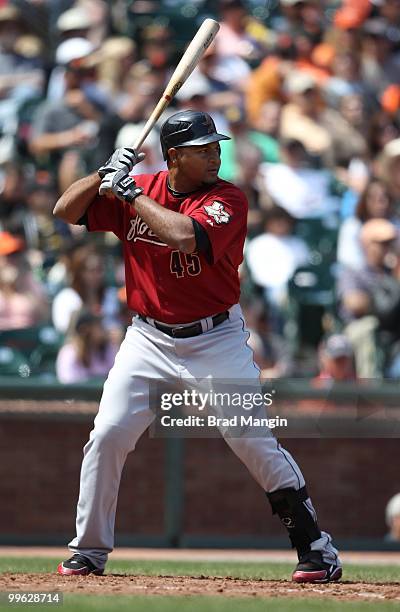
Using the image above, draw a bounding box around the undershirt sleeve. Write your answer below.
[191,218,212,264]
[76,212,89,228]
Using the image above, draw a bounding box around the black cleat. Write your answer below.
[57,554,103,576]
[292,550,342,583]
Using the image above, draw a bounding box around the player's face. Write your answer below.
[173,142,221,188]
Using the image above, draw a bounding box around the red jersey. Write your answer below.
[86,171,248,323]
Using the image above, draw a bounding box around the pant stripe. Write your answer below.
[275,439,301,490]
[240,316,261,374]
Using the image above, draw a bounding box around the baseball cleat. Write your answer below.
[292,551,342,583]
[57,554,103,576]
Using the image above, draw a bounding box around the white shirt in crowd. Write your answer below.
[246,233,310,294]
[260,163,338,219]
[336,217,364,271]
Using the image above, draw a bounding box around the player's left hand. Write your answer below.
[98,148,145,179]
[99,168,144,203]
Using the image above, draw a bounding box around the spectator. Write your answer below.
[20,171,71,270]
[323,51,374,111]
[273,0,320,37]
[337,178,395,271]
[117,61,165,124]
[385,493,400,542]
[46,36,96,101]
[292,29,331,85]
[218,105,279,183]
[280,71,333,163]
[375,2,400,74]
[52,245,121,336]
[299,333,357,413]
[216,0,275,63]
[337,157,371,221]
[379,138,400,209]
[325,92,368,168]
[337,219,400,377]
[243,297,293,378]
[0,163,26,231]
[381,83,400,117]
[332,0,372,34]
[77,0,109,47]
[56,6,94,42]
[140,24,174,72]
[0,5,45,153]
[29,37,110,191]
[0,231,48,330]
[197,42,249,100]
[314,334,356,385]
[0,6,44,97]
[1,168,71,273]
[250,100,282,143]
[245,38,294,125]
[95,37,136,97]
[368,111,400,159]
[377,0,400,32]
[56,310,118,383]
[360,18,400,97]
[234,142,272,236]
[260,139,338,218]
[281,70,369,167]
[245,206,310,328]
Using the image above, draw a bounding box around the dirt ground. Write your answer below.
[1,549,400,602]
[1,573,400,602]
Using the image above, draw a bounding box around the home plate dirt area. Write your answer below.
[1,573,400,602]
[1,549,400,603]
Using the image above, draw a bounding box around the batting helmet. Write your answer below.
[160,110,230,160]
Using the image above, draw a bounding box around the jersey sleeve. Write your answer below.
[83,172,156,239]
[189,187,248,264]
[85,193,127,240]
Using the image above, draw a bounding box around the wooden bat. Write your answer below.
[132,18,220,150]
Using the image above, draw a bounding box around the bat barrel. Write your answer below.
[131,18,220,151]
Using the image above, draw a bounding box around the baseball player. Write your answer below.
[54,110,341,583]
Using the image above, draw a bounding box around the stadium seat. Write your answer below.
[0,346,30,377]
[295,218,339,263]
[285,262,337,353]
[0,325,63,378]
[29,326,64,377]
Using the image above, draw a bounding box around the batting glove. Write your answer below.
[99,168,144,203]
[98,148,145,179]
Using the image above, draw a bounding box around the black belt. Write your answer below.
[138,311,229,338]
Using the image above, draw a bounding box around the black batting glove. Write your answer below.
[99,168,144,203]
[98,148,145,179]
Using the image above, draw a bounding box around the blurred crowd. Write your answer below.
[1,0,400,382]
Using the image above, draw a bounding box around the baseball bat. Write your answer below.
[132,18,220,150]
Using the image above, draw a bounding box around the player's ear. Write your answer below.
[168,147,178,165]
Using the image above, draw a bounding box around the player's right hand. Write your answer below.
[98,148,145,179]
[99,168,144,203]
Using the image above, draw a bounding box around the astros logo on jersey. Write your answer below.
[204,201,231,225]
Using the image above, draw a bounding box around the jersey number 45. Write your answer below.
[170,250,201,278]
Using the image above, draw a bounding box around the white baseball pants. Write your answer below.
[68,304,338,569]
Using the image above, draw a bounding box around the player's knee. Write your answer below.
[87,424,134,455]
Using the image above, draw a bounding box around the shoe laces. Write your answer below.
[67,554,91,565]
